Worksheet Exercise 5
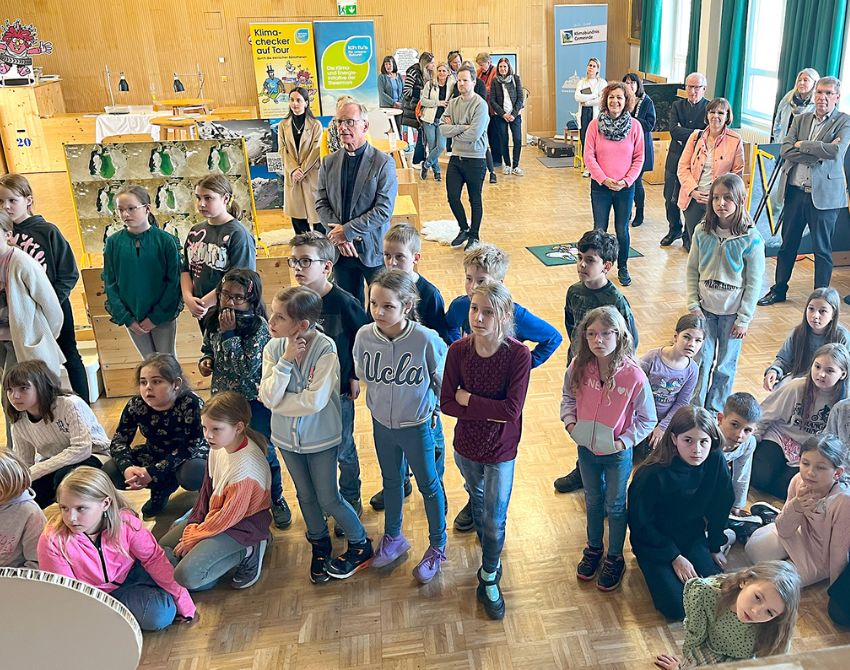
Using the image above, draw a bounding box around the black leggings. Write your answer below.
[636,540,721,620]
[103,457,206,494]
[58,299,90,402]
[31,456,104,508]
[291,218,326,235]
[750,440,797,500]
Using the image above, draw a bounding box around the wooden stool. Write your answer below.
[391,194,420,231]
[150,116,199,141]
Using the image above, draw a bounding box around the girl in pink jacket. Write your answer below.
[561,305,656,592]
[37,466,196,631]
[746,434,850,587]
[676,97,745,250]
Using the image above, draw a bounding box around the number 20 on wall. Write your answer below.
[16,131,32,148]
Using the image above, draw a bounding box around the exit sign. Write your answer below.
[337,0,357,15]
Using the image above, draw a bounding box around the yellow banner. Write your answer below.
[250,23,320,119]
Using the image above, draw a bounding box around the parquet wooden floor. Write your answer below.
[19,149,850,668]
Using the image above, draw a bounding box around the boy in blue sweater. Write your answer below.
[289,232,369,536]
[367,224,451,512]
[555,229,639,494]
[445,243,562,530]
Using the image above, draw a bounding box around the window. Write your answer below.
[839,9,850,112]
[658,0,691,83]
[741,0,786,127]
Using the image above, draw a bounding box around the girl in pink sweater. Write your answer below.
[746,434,850,587]
[561,305,656,592]
[582,81,645,287]
[38,466,196,630]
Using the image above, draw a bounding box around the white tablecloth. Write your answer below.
[95,112,161,142]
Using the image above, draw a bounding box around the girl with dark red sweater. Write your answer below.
[441,282,532,621]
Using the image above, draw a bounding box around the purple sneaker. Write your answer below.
[370,533,411,568]
[413,545,447,584]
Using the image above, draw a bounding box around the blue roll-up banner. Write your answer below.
[554,4,609,134]
[313,20,380,115]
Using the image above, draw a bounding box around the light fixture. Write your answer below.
[103,65,131,113]
[118,72,129,92]
[170,65,205,96]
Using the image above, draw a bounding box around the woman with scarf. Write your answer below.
[401,51,434,164]
[676,97,744,251]
[582,81,644,288]
[773,68,819,144]
[622,73,656,227]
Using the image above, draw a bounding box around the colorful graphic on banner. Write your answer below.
[554,4,608,133]
[314,20,379,115]
[64,140,255,255]
[0,19,52,84]
[249,23,320,119]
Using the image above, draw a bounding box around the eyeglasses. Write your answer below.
[117,205,146,214]
[333,118,365,128]
[220,290,248,305]
[685,85,706,90]
[287,257,327,269]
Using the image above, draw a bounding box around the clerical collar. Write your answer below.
[345,143,368,157]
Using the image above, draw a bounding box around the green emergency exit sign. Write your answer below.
[338,0,357,15]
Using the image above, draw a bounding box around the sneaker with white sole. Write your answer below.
[326,539,373,579]
[502,165,512,175]
[751,502,781,525]
[512,167,524,176]
[231,537,268,589]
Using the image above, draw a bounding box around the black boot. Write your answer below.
[309,536,333,584]
[631,208,644,227]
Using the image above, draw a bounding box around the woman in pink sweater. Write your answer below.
[582,81,645,288]
[677,97,745,251]
[38,466,196,630]
[745,434,850,587]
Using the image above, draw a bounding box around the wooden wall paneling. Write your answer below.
[5,0,632,135]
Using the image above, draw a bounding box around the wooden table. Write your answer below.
[150,115,199,140]
[153,97,213,116]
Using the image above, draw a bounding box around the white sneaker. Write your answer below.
[502,165,512,175]
[721,528,737,556]
[582,170,590,178]
[512,167,524,176]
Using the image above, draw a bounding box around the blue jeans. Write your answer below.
[577,446,632,556]
[693,309,743,414]
[110,561,177,631]
[422,121,446,174]
[160,519,247,591]
[373,419,446,547]
[454,452,515,572]
[433,414,445,481]
[279,445,367,543]
[590,180,635,271]
[338,394,361,504]
[250,399,283,502]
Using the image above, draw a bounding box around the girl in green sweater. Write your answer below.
[655,561,800,669]
[103,186,183,358]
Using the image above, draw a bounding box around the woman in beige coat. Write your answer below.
[278,87,324,234]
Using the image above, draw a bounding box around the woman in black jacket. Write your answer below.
[490,58,525,176]
[623,73,656,227]
[401,52,434,164]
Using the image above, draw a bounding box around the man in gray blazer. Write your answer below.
[317,101,398,305]
[759,76,850,305]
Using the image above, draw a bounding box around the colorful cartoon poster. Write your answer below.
[64,140,255,255]
[313,20,379,115]
[249,23,320,119]
[0,19,52,84]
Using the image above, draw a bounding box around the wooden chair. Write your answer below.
[101,133,152,144]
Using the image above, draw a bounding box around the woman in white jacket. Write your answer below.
[575,57,607,177]
[420,63,454,182]
[772,68,819,144]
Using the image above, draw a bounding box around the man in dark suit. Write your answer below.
[316,101,398,306]
[660,72,709,247]
[759,76,850,305]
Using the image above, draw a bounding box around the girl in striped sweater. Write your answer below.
[160,392,271,591]
[4,360,110,508]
